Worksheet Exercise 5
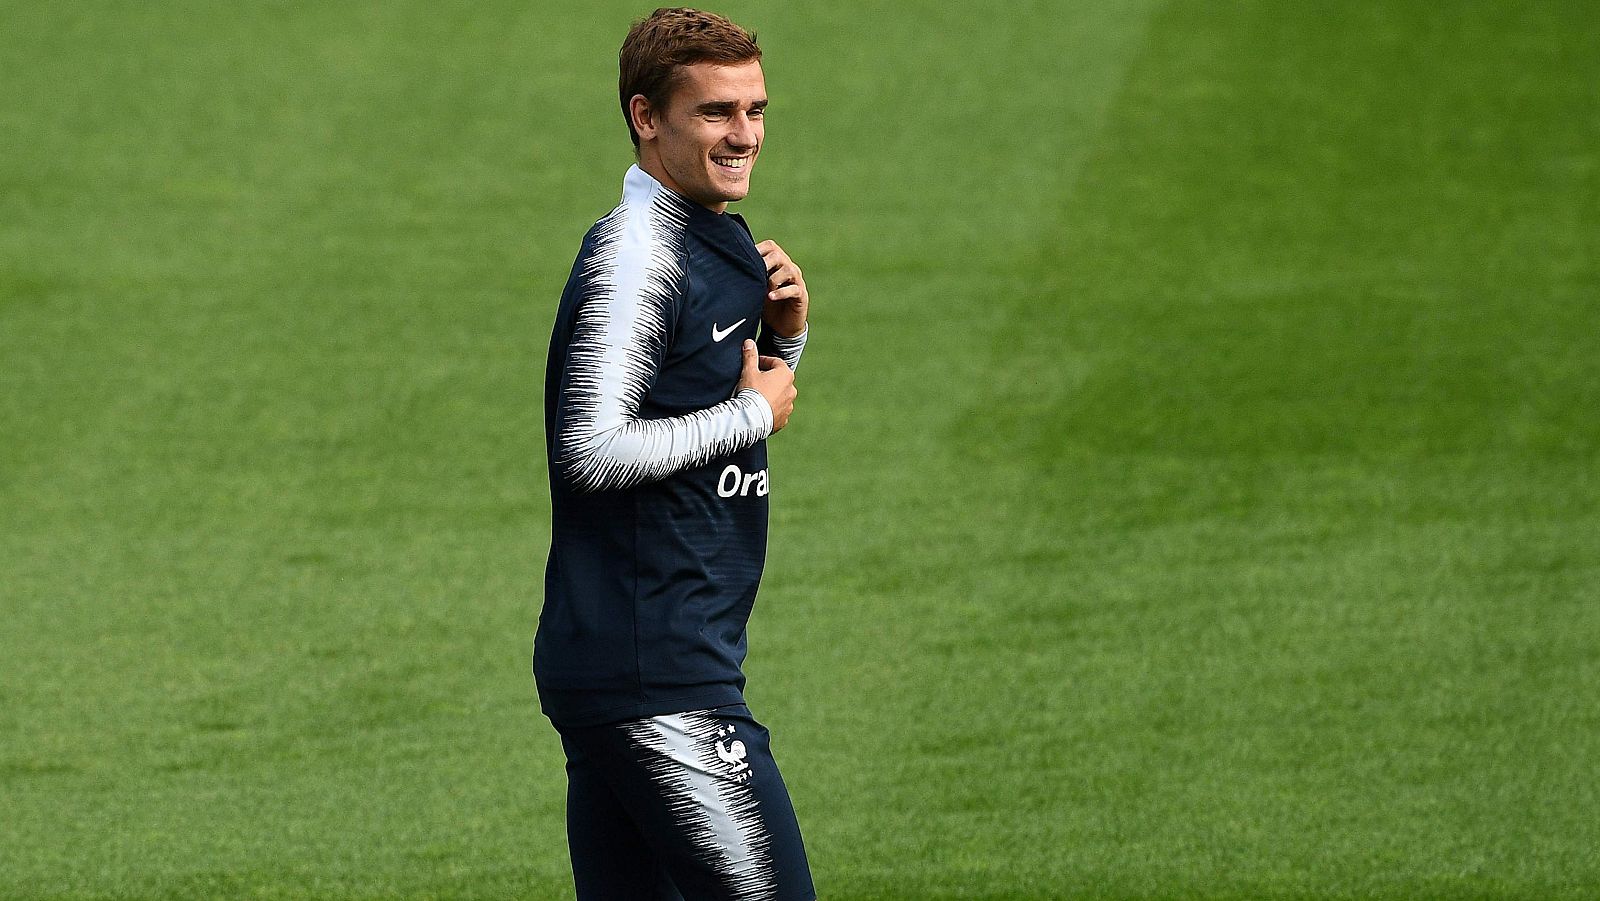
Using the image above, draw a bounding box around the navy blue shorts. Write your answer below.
[556,704,815,901]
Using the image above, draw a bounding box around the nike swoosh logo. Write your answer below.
[711,319,747,343]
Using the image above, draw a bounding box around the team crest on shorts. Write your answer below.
[714,721,753,782]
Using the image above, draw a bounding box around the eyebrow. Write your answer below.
[695,99,768,114]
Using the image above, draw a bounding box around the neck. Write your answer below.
[636,149,727,214]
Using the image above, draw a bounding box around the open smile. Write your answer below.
[712,154,752,171]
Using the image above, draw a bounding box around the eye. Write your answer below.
[750,108,765,119]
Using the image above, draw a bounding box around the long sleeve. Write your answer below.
[536,164,791,728]
[757,324,807,372]
[553,191,772,494]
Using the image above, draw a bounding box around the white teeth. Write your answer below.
[714,156,747,169]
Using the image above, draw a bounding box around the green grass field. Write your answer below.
[3,1,1597,897]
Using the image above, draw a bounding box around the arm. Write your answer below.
[554,220,772,494]
[756,239,809,371]
[757,324,807,372]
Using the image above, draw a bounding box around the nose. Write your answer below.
[726,112,757,150]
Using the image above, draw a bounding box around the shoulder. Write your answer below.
[577,195,691,287]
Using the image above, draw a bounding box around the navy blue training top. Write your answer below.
[536,165,806,728]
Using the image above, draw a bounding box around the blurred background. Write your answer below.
[2,1,1596,897]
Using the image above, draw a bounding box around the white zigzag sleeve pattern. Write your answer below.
[555,177,773,494]
[759,325,807,372]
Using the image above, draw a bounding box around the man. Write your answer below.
[535,8,815,900]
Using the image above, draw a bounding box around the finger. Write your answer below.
[756,239,778,254]
[761,248,788,273]
[767,264,800,288]
[767,283,804,302]
[757,355,789,372]
[742,339,759,372]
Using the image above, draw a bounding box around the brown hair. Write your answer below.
[619,8,761,151]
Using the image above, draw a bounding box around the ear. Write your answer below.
[629,94,659,143]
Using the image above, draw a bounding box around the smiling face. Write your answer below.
[631,60,766,213]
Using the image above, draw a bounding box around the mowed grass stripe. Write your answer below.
[0,4,610,897]
[931,0,1596,897]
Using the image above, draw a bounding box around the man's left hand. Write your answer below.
[757,239,808,338]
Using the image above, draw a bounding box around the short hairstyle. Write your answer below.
[619,8,761,150]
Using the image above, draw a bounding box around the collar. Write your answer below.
[622,164,732,230]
